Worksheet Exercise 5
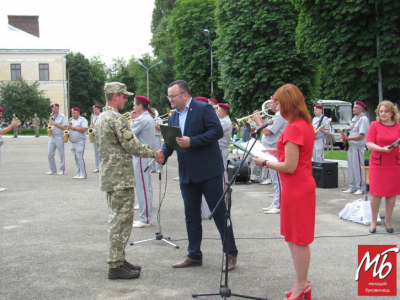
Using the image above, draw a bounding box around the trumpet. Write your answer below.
[47,112,54,137]
[88,114,94,143]
[63,117,73,143]
[159,108,175,119]
[236,102,274,125]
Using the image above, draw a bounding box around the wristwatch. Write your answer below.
[262,160,268,168]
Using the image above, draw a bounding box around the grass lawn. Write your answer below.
[3,128,49,136]
[324,150,370,160]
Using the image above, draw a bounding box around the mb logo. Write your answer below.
[356,245,399,296]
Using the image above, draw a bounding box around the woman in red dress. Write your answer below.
[366,100,400,234]
[254,84,315,300]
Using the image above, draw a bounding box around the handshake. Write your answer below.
[155,150,165,164]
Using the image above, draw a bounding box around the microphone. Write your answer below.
[251,118,274,138]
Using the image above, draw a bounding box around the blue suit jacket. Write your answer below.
[161,99,224,184]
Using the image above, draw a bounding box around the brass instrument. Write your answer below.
[88,114,94,143]
[63,117,73,143]
[160,108,175,122]
[47,112,54,137]
[236,100,273,126]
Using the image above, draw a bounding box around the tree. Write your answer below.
[170,0,223,100]
[215,0,317,116]
[294,0,400,113]
[89,56,108,107]
[0,79,50,123]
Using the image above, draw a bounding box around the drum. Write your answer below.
[227,159,251,183]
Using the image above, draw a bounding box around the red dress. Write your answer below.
[366,121,400,197]
[277,119,316,245]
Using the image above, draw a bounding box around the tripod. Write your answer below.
[130,160,179,249]
[192,136,267,300]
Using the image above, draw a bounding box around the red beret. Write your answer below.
[92,104,100,109]
[355,101,366,108]
[209,98,218,104]
[51,103,59,108]
[314,105,323,109]
[219,103,230,110]
[71,107,80,112]
[195,97,208,103]
[0,107,3,112]
[135,95,151,104]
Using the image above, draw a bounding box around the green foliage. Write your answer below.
[0,79,50,123]
[171,0,223,100]
[294,0,400,111]
[66,52,108,115]
[215,0,317,116]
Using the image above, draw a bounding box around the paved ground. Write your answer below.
[0,136,399,300]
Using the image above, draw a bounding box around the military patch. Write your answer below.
[120,126,133,140]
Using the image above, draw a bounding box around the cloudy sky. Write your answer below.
[1,0,155,66]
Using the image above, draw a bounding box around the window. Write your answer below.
[11,64,21,81]
[39,64,49,81]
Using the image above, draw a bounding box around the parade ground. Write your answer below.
[1,136,399,300]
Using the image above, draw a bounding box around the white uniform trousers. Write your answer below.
[133,156,153,224]
[348,146,365,191]
[0,147,2,187]
[269,168,282,209]
[313,138,325,162]
[48,136,65,174]
[93,137,100,170]
[71,141,86,177]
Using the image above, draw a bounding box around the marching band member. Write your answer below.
[217,103,232,186]
[130,95,155,228]
[69,108,88,179]
[312,105,330,162]
[341,101,370,195]
[95,82,163,280]
[209,98,218,111]
[252,97,287,214]
[0,107,20,192]
[47,103,68,175]
[91,105,101,173]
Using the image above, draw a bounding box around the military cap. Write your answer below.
[314,105,323,109]
[209,98,218,104]
[219,103,230,110]
[194,97,208,103]
[0,107,3,112]
[135,95,151,104]
[104,82,134,96]
[71,107,80,112]
[51,103,59,108]
[92,104,100,109]
[355,101,366,108]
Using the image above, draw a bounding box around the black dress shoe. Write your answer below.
[369,228,376,234]
[384,223,394,233]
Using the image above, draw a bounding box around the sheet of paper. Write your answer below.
[234,138,278,162]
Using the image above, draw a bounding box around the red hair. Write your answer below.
[274,84,311,123]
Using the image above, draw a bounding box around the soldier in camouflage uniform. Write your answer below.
[95,82,164,280]
[12,114,19,138]
[32,114,41,137]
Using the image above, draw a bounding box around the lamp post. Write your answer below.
[203,28,213,96]
[138,59,163,99]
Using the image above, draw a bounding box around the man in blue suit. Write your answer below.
[160,80,238,271]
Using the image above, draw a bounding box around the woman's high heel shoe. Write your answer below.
[285,285,312,300]
[384,223,394,233]
[285,281,310,297]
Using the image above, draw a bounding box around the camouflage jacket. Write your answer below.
[32,118,40,127]
[94,106,156,192]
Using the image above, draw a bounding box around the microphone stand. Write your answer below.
[192,133,267,300]
[130,159,179,249]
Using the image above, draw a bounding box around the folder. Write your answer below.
[160,125,186,153]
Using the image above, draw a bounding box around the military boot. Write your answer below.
[124,260,141,271]
[108,264,140,280]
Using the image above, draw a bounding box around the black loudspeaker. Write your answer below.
[312,161,338,188]
[227,159,251,183]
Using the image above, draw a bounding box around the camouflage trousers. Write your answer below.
[106,188,135,268]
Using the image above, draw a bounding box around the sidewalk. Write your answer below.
[0,137,398,300]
